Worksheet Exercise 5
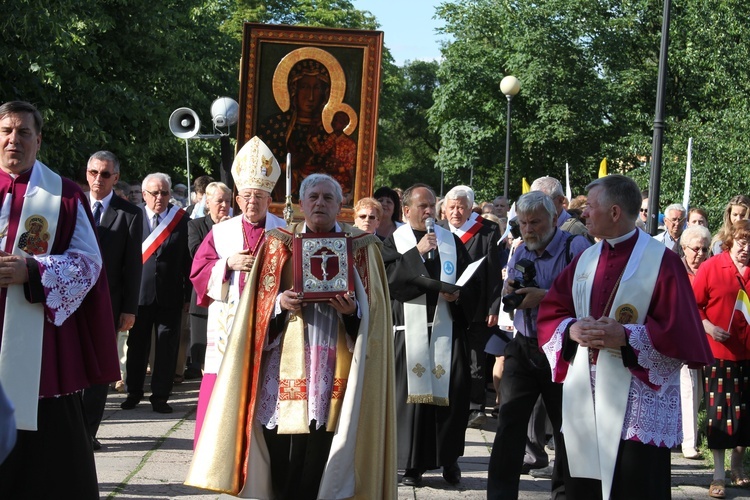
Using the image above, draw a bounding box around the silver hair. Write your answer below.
[516,191,557,221]
[87,150,120,173]
[530,176,564,198]
[681,224,711,246]
[142,172,172,191]
[299,174,343,204]
[205,181,231,198]
[664,203,686,216]
[444,185,475,206]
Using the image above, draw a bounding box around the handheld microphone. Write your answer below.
[425,217,435,261]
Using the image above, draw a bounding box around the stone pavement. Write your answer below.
[95,379,736,499]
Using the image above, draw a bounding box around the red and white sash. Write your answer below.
[141,207,186,263]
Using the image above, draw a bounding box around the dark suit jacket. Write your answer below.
[92,194,144,323]
[438,217,504,323]
[187,215,215,315]
[139,203,192,309]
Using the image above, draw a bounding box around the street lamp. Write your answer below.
[500,75,521,199]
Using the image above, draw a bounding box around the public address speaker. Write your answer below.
[169,107,200,139]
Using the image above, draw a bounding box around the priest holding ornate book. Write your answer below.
[381,183,476,487]
[186,173,396,500]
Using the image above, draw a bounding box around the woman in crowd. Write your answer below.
[374,186,402,239]
[711,195,750,255]
[679,224,712,460]
[688,207,710,228]
[353,197,383,237]
[693,220,750,498]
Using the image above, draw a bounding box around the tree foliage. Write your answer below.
[375,59,443,193]
[0,0,378,186]
[428,0,750,218]
[1,0,240,183]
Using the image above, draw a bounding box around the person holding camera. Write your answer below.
[487,191,590,499]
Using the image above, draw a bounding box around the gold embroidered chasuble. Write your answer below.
[186,222,397,500]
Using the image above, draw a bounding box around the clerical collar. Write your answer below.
[605,228,637,247]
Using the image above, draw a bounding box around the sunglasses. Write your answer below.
[144,190,170,197]
[87,169,114,179]
[357,214,378,220]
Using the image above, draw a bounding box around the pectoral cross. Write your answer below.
[312,250,333,281]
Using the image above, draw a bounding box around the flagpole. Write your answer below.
[682,138,693,210]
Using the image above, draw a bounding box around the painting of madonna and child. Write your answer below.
[237,23,383,213]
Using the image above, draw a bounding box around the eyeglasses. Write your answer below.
[665,217,685,224]
[238,192,268,202]
[357,214,378,220]
[144,190,170,197]
[685,246,709,254]
[87,169,114,179]
[639,208,648,213]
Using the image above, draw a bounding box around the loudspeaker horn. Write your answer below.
[210,97,239,129]
[169,107,201,139]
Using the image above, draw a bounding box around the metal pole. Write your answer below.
[647,0,672,235]
[184,139,191,205]
[503,95,512,199]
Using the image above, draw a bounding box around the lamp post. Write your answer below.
[500,75,521,199]
[646,0,672,235]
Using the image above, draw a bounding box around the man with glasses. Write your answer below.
[122,172,191,414]
[188,137,285,444]
[0,101,119,497]
[637,191,649,231]
[654,203,686,254]
[81,151,143,450]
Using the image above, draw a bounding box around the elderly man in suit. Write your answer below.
[439,185,504,429]
[81,151,143,449]
[121,172,191,414]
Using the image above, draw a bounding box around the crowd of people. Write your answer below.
[0,99,747,499]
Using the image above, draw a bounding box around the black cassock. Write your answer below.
[382,228,477,471]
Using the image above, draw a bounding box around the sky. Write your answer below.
[354,0,448,66]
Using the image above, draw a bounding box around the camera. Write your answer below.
[507,216,521,240]
[501,258,538,313]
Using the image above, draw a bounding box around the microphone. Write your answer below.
[425,217,435,261]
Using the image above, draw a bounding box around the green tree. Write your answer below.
[431,0,750,216]
[375,59,442,192]
[0,0,378,186]
[1,0,239,183]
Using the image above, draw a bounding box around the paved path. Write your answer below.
[94,379,737,499]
